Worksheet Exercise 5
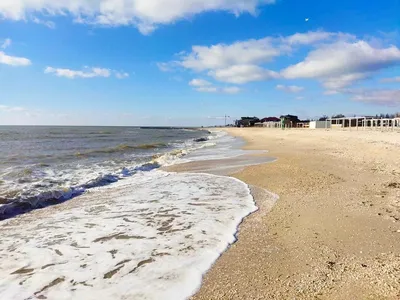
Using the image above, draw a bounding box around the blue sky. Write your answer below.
[0,0,399,126]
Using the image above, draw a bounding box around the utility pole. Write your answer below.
[225,114,230,127]
[208,115,231,126]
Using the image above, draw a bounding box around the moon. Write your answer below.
[305,18,309,22]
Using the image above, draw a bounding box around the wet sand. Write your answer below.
[167,128,400,299]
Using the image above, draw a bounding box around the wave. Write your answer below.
[0,133,214,221]
[0,161,163,220]
[74,143,169,157]
[0,144,197,220]
[4,143,169,164]
[90,130,113,135]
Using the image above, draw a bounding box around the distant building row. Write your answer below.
[235,115,303,127]
[234,115,400,130]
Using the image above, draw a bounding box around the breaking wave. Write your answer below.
[0,138,215,220]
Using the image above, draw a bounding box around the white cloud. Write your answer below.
[283,31,354,45]
[0,0,275,34]
[349,89,400,106]
[45,66,129,79]
[322,73,370,90]
[0,38,31,67]
[180,31,342,74]
[115,71,129,79]
[195,86,219,93]
[1,38,11,49]
[381,76,400,83]
[45,66,111,79]
[189,78,212,87]
[195,86,241,94]
[209,64,279,84]
[284,31,333,45]
[295,96,304,100]
[157,62,176,72]
[168,31,344,85]
[189,78,240,94]
[276,84,304,93]
[0,51,31,66]
[181,38,282,72]
[281,41,400,88]
[163,32,400,89]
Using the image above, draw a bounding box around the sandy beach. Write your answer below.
[168,128,400,299]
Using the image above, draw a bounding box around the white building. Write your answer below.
[309,120,331,129]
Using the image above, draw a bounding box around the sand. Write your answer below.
[167,128,400,299]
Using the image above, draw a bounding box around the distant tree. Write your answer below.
[319,115,329,121]
[332,114,345,119]
[236,117,260,127]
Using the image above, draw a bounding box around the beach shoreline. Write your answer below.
[0,127,260,300]
[168,128,400,299]
[2,127,400,299]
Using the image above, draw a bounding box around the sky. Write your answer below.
[0,0,399,126]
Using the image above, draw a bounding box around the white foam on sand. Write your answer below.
[182,130,266,163]
[0,170,256,300]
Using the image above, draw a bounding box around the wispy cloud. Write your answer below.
[0,51,31,66]
[32,17,55,29]
[0,38,32,66]
[209,64,279,84]
[276,84,304,93]
[45,67,110,79]
[1,38,11,49]
[189,78,212,87]
[282,31,354,45]
[349,89,400,106]
[115,71,129,79]
[188,78,241,94]
[0,104,27,112]
[157,62,176,72]
[45,66,129,79]
[196,86,219,93]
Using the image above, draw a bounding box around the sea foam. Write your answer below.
[0,170,256,300]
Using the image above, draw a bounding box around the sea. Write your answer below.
[0,126,264,300]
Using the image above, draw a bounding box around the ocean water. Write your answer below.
[0,126,261,300]
[0,126,208,219]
